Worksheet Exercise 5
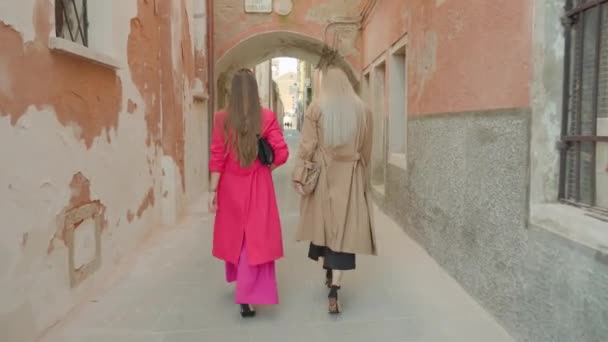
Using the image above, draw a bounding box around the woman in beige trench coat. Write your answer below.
[292,67,377,314]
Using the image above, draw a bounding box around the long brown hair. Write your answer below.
[225,68,262,167]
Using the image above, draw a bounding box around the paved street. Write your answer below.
[42,130,513,342]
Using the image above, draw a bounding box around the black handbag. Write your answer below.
[257,135,274,166]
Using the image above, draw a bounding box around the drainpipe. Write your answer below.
[206,0,214,113]
[206,0,214,189]
[269,59,273,109]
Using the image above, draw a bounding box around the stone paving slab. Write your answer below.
[42,131,513,342]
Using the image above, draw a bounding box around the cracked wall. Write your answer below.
[0,0,208,340]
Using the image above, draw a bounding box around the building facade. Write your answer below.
[254,60,273,109]
[361,1,608,341]
[275,71,297,114]
[0,1,210,340]
[254,59,285,129]
[295,60,315,131]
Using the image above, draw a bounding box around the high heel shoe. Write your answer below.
[328,285,341,314]
[325,269,332,288]
[240,304,256,318]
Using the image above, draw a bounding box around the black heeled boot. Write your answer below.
[328,285,341,314]
[240,304,256,318]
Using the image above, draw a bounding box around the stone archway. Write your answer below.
[214,30,360,109]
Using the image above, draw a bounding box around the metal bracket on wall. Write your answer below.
[560,15,575,28]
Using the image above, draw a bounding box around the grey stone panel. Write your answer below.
[374,108,608,342]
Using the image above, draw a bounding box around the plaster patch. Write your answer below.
[446,9,464,39]
[127,0,189,192]
[305,1,361,23]
[63,201,104,288]
[72,218,96,270]
[69,172,91,208]
[0,0,38,42]
[0,55,12,97]
[128,0,162,146]
[136,188,155,219]
[0,13,123,149]
[414,31,438,100]
[127,99,138,113]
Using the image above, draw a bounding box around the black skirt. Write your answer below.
[308,243,356,270]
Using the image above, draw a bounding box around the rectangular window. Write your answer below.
[389,45,407,156]
[55,0,89,47]
[372,62,387,190]
[363,72,371,104]
[560,0,608,212]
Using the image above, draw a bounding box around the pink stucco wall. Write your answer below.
[362,0,532,115]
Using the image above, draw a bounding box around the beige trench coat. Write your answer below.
[292,102,377,256]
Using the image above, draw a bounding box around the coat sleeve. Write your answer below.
[292,104,319,183]
[266,112,289,166]
[209,112,227,173]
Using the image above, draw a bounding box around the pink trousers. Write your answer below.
[225,242,279,305]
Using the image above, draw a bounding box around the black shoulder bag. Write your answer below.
[257,135,274,166]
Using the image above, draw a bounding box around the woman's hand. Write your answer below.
[293,181,305,196]
[208,191,218,213]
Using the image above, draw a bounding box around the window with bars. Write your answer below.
[560,0,608,213]
[55,0,88,47]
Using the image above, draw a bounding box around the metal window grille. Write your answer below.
[55,0,88,46]
[560,0,608,213]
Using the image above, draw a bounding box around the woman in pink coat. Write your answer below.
[208,69,289,318]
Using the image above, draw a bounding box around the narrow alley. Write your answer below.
[41,132,512,342]
[2,1,608,341]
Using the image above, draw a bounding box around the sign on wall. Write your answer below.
[244,0,273,13]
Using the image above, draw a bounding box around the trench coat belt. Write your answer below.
[330,152,360,163]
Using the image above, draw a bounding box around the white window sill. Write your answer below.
[388,153,407,171]
[48,37,122,70]
[530,203,608,253]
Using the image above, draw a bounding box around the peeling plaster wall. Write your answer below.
[0,1,207,340]
[362,0,532,115]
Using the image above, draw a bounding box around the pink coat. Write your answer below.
[210,108,289,266]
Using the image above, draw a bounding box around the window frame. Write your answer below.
[559,0,608,213]
[50,0,121,70]
[387,35,408,171]
[55,0,89,47]
[372,60,388,193]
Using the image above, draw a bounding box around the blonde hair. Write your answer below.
[318,68,365,147]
